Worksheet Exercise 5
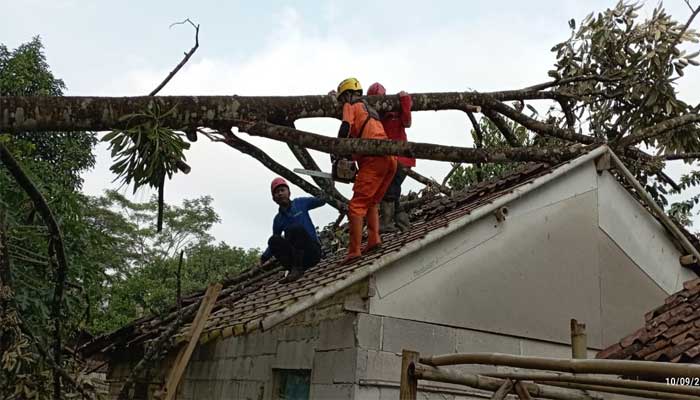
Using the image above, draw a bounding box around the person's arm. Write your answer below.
[338,103,358,138]
[298,196,327,211]
[399,91,412,128]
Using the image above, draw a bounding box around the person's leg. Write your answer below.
[267,234,294,269]
[380,163,405,233]
[278,225,313,283]
[393,166,411,231]
[342,162,378,264]
[365,157,397,251]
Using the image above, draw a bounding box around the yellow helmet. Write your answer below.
[336,77,362,99]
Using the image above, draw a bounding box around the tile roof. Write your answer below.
[80,161,559,358]
[597,278,700,363]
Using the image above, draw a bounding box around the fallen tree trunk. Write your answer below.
[0,90,572,136]
[237,121,590,164]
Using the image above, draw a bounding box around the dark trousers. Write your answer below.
[383,165,407,203]
[267,224,321,271]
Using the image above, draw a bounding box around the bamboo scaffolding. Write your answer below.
[484,372,700,396]
[540,381,700,400]
[413,364,599,400]
[420,352,700,378]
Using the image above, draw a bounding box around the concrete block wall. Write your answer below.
[352,313,603,400]
[105,282,368,400]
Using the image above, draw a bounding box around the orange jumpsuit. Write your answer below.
[343,101,398,217]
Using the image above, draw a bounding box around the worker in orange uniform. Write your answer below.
[367,82,413,233]
[335,77,397,264]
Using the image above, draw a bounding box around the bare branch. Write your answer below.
[237,120,593,164]
[482,96,596,144]
[522,74,624,91]
[277,120,349,204]
[149,19,200,96]
[405,168,452,195]
[483,109,521,147]
[664,152,700,160]
[215,128,347,211]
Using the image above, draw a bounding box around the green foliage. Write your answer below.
[0,36,97,400]
[552,1,700,148]
[447,118,531,191]
[88,191,259,333]
[103,104,190,193]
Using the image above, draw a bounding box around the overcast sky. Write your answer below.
[3,0,700,251]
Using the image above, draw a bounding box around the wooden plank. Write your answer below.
[400,350,420,400]
[160,283,222,400]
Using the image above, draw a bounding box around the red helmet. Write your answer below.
[270,177,289,194]
[367,82,386,96]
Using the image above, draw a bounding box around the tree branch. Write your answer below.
[482,109,521,147]
[216,129,347,211]
[0,143,70,400]
[149,19,200,96]
[615,113,700,148]
[0,91,575,134]
[277,120,349,205]
[405,168,452,195]
[663,152,700,160]
[482,96,596,144]
[237,121,591,164]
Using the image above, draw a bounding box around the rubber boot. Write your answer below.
[379,201,398,233]
[340,214,363,265]
[363,204,381,253]
[395,209,410,232]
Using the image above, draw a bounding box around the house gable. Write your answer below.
[369,160,695,350]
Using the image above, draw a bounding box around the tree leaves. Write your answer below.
[103,102,190,194]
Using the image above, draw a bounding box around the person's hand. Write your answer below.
[398,90,409,97]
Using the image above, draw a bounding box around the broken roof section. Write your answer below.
[597,277,700,363]
[80,145,699,358]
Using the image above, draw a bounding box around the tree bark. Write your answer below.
[0,90,568,134]
[238,121,590,164]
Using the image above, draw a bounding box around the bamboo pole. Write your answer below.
[413,364,600,400]
[491,379,514,399]
[419,352,700,378]
[400,350,419,400]
[484,372,700,396]
[570,319,587,359]
[541,381,700,400]
[514,381,533,400]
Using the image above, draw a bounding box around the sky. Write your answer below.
[3,0,700,251]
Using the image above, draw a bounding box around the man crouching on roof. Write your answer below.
[259,177,326,283]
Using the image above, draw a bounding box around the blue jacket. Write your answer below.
[261,196,326,262]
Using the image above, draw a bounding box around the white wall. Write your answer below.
[369,161,693,350]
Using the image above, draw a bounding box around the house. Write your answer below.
[81,145,698,400]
